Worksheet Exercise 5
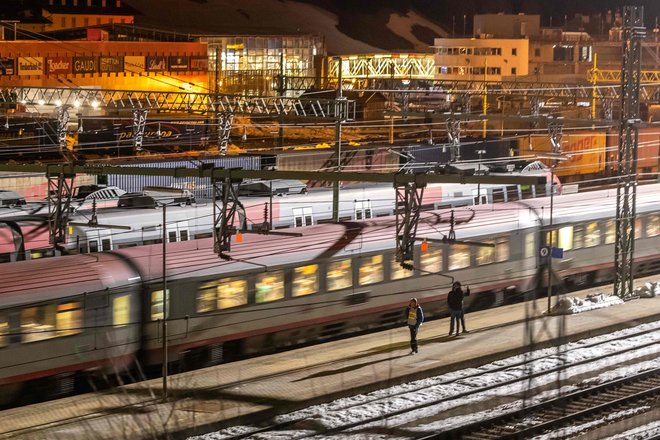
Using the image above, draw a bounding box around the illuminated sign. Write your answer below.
[125,56,145,73]
[18,57,44,76]
[46,57,72,75]
[72,56,98,74]
[168,56,189,71]
[99,56,123,73]
[146,56,167,72]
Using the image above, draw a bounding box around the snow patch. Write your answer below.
[550,292,624,315]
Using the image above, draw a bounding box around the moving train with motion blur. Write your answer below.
[0,176,557,262]
[1,183,660,403]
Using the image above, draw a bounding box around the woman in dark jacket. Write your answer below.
[447,281,469,335]
[406,298,424,354]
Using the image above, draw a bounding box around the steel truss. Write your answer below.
[216,112,233,155]
[132,109,148,152]
[0,86,356,120]
[395,177,426,269]
[328,54,436,80]
[614,5,645,299]
[212,177,245,259]
[47,168,75,248]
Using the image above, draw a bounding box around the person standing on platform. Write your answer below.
[406,298,424,354]
[448,281,470,336]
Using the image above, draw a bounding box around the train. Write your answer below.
[1,182,659,403]
[0,177,555,261]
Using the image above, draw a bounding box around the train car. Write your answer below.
[606,126,660,180]
[518,131,606,182]
[2,183,660,403]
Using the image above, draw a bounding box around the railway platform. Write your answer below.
[1,276,659,440]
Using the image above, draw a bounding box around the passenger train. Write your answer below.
[0,183,659,403]
[0,178,554,261]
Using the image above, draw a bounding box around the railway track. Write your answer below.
[432,367,660,440]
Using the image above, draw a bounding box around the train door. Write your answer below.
[177,221,190,242]
[292,207,313,227]
[354,201,373,220]
[87,230,113,252]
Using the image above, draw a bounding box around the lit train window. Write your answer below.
[476,245,494,266]
[495,237,510,262]
[151,290,170,320]
[197,278,247,311]
[56,302,82,337]
[573,226,584,249]
[0,316,7,347]
[327,259,352,291]
[448,245,470,271]
[113,295,130,327]
[635,218,642,239]
[584,222,601,247]
[421,248,443,274]
[605,220,615,244]
[524,232,535,259]
[256,271,285,303]
[21,305,56,343]
[293,265,319,297]
[359,255,383,285]
[646,215,660,237]
[558,226,573,251]
[391,255,413,280]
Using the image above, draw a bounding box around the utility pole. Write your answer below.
[162,204,168,402]
[332,57,343,222]
[614,5,645,299]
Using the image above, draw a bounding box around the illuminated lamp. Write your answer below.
[420,240,429,252]
[236,232,243,243]
[55,99,62,107]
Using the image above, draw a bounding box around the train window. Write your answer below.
[495,237,510,262]
[449,245,470,270]
[0,316,7,347]
[573,225,584,249]
[558,226,573,251]
[359,255,383,285]
[524,232,536,258]
[605,220,616,244]
[476,245,494,266]
[56,302,82,337]
[421,248,443,274]
[292,264,319,297]
[151,290,170,320]
[89,240,99,253]
[21,305,57,342]
[646,215,660,237]
[293,207,313,227]
[197,278,248,311]
[113,295,130,327]
[327,259,352,291]
[355,201,373,220]
[101,239,111,251]
[584,222,601,247]
[195,232,212,239]
[635,218,642,239]
[180,230,189,241]
[391,255,413,280]
[168,231,177,243]
[256,271,285,303]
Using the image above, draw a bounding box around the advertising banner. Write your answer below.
[146,56,167,72]
[168,56,189,71]
[99,56,123,73]
[190,56,208,71]
[72,56,98,74]
[0,58,15,75]
[18,57,44,76]
[125,56,145,73]
[46,57,72,75]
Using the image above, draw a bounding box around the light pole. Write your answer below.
[162,203,168,402]
[476,149,486,204]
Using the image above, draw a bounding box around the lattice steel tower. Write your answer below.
[614,6,645,298]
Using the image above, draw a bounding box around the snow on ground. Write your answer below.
[191,313,660,440]
[551,282,660,315]
[604,421,660,439]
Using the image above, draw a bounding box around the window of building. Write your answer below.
[512,48,517,56]
[646,215,660,237]
[359,255,383,285]
[511,67,517,75]
[22,305,56,342]
[449,245,471,270]
[151,290,170,320]
[113,295,130,327]
[293,264,319,297]
[197,278,247,311]
[420,248,443,273]
[391,255,413,280]
[0,315,7,347]
[584,222,601,247]
[327,259,352,291]
[525,232,536,258]
[605,220,616,244]
[255,271,285,303]
[534,48,541,57]
[56,302,82,337]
